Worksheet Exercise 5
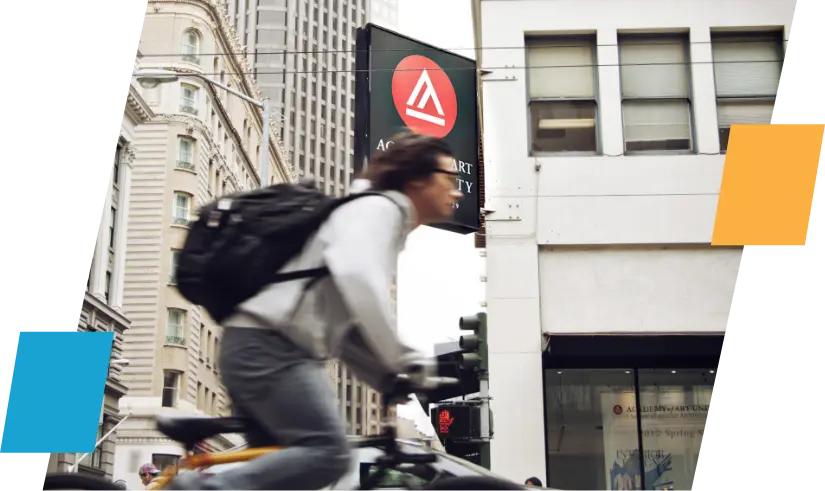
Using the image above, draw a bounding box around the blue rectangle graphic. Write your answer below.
[1,331,113,453]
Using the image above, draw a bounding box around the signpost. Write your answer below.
[354,23,481,234]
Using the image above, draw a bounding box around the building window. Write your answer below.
[196,381,203,410]
[199,323,206,360]
[712,32,783,152]
[161,371,181,408]
[153,453,180,472]
[165,308,186,346]
[108,206,117,248]
[182,29,200,63]
[169,250,179,284]
[90,421,104,468]
[619,34,692,153]
[206,331,213,365]
[544,368,714,490]
[214,336,220,370]
[527,37,598,153]
[177,137,195,171]
[180,84,199,115]
[172,192,191,226]
[208,160,214,194]
[104,272,111,302]
[113,144,122,185]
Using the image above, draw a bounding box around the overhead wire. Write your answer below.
[135,39,780,161]
[133,59,784,77]
[137,37,789,58]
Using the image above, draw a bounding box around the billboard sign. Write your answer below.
[354,23,480,234]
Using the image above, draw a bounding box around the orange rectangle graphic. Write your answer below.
[712,124,823,246]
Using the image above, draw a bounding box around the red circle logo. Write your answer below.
[613,405,623,415]
[391,55,458,139]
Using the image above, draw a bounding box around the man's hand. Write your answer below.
[400,352,437,389]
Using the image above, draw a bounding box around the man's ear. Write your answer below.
[406,177,428,192]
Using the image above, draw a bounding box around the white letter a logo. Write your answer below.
[405,69,445,127]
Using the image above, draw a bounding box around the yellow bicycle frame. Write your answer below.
[147,447,282,490]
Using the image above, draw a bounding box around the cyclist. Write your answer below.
[168,131,463,490]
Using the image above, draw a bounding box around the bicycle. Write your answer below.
[42,374,524,490]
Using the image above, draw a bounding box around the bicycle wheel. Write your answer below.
[424,475,525,490]
[42,473,121,490]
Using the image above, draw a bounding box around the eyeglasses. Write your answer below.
[433,169,460,177]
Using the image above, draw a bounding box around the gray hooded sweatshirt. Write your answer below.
[222,179,422,392]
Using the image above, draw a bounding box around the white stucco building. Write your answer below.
[472,0,793,488]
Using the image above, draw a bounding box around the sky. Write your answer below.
[393,0,480,355]
[388,0,482,434]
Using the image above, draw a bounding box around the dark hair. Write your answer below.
[525,477,543,486]
[362,130,454,191]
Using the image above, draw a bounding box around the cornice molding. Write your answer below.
[126,85,154,124]
[116,436,179,446]
[146,0,295,184]
[83,292,131,329]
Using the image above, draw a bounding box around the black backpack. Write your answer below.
[176,181,385,323]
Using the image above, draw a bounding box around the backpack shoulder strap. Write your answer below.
[268,192,403,285]
[333,190,406,216]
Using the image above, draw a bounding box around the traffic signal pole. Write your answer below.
[479,359,491,469]
[458,313,491,469]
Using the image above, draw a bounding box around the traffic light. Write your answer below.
[458,312,487,371]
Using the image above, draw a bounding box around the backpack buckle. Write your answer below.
[207,211,221,227]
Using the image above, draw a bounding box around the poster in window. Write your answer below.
[600,389,709,490]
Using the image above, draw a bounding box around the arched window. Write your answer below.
[182,29,201,63]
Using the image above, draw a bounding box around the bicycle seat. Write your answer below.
[156,415,249,447]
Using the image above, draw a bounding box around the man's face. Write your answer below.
[140,473,153,485]
[415,154,463,223]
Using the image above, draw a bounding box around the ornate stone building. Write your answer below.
[112,1,291,488]
[46,74,154,480]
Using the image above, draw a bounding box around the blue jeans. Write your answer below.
[172,327,351,490]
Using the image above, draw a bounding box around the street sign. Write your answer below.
[355,23,481,234]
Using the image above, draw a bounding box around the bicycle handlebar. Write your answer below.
[382,375,459,407]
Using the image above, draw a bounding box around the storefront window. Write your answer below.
[545,369,637,490]
[636,369,714,490]
[545,368,715,490]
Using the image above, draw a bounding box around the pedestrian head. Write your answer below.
[362,130,463,225]
[138,463,160,485]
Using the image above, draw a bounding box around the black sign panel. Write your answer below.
[430,404,479,440]
[354,23,480,234]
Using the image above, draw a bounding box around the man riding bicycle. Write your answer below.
[168,131,463,490]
